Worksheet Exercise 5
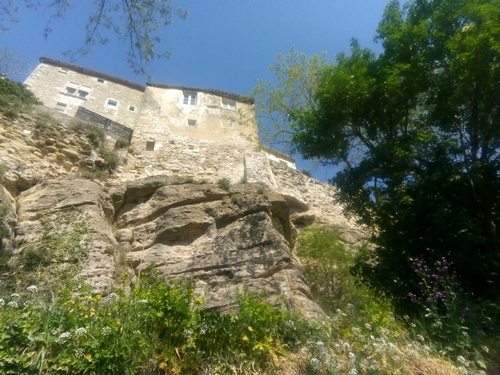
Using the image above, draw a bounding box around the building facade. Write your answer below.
[24,57,295,183]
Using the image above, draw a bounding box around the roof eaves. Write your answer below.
[39,57,146,92]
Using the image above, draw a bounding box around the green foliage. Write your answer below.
[114,137,129,149]
[0,77,39,119]
[265,0,500,313]
[98,147,119,173]
[253,47,328,150]
[0,1,188,76]
[13,209,90,292]
[34,112,61,139]
[296,227,392,325]
[72,122,105,149]
[217,177,231,191]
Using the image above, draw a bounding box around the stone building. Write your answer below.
[24,57,296,183]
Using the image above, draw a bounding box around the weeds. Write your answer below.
[217,177,231,191]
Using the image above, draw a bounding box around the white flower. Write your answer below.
[348,352,356,360]
[200,323,208,335]
[75,348,85,358]
[348,369,358,375]
[107,293,120,300]
[364,323,372,330]
[59,332,71,341]
[183,329,193,337]
[0,298,4,307]
[7,301,18,308]
[100,326,112,335]
[300,347,308,355]
[133,330,141,335]
[310,358,320,366]
[343,342,351,349]
[75,327,87,336]
[26,285,38,293]
[316,340,324,347]
[285,320,295,328]
[10,293,20,300]
[137,299,148,304]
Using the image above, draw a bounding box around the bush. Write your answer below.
[71,121,105,148]
[217,178,231,190]
[98,147,119,173]
[33,112,61,139]
[0,77,39,119]
[114,137,129,149]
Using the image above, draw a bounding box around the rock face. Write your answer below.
[0,107,366,318]
[4,175,324,318]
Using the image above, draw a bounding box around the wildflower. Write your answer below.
[75,327,87,336]
[7,301,18,308]
[348,369,358,375]
[285,320,295,328]
[107,293,120,300]
[133,330,141,335]
[310,358,320,366]
[148,359,157,370]
[10,293,20,300]
[100,326,111,335]
[200,323,208,335]
[137,299,148,304]
[343,342,351,349]
[183,329,193,337]
[0,298,4,307]
[348,352,356,361]
[58,332,71,342]
[364,323,372,330]
[300,347,308,355]
[346,303,354,310]
[26,285,38,293]
[316,340,324,347]
[75,348,85,358]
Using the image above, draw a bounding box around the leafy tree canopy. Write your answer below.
[0,0,188,75]
[259,0,500,311]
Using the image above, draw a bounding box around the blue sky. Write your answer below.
[1,0,390,179]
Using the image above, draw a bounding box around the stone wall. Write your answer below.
[24,59,144,129]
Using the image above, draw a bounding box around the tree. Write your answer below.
[0,0,188,75]
[252,47,328,153]
[263,0,500,311]
[0,47,27,77]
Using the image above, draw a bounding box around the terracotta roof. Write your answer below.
[147,82,254,104]
[39,57,146,92]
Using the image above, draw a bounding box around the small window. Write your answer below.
[77,90,89,99]
[183,92,197,105]
[187,119,197,127]
[221,98,236,110]
[128,105,136,112]
[146,140,155,151]
[97,78,105,83]
[106,99,118,109]
[55,102,67,112]
[58,68,68,74]
[65,87,77,95]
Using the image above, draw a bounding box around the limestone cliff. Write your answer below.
[0,107,365,318]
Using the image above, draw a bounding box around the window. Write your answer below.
[106,99,118,109]
[58,68,68,74]
[55,102,67,112]
[221,98,236,110]
[77,90,89,99]
[128,105,136,112]
[97,78,105,83]
[65,84,90,100]
[146,140,155,151]
[183,92,197,105]
[187,119,197,127]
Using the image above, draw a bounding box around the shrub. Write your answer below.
[34,112,61,139]
[98,147,119,173]
[71,121,105,148]
[217,177,231,191]
[114,137,129,149]
[0,77,39,119]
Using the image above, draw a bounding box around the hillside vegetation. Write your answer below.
[0,79,498,374]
